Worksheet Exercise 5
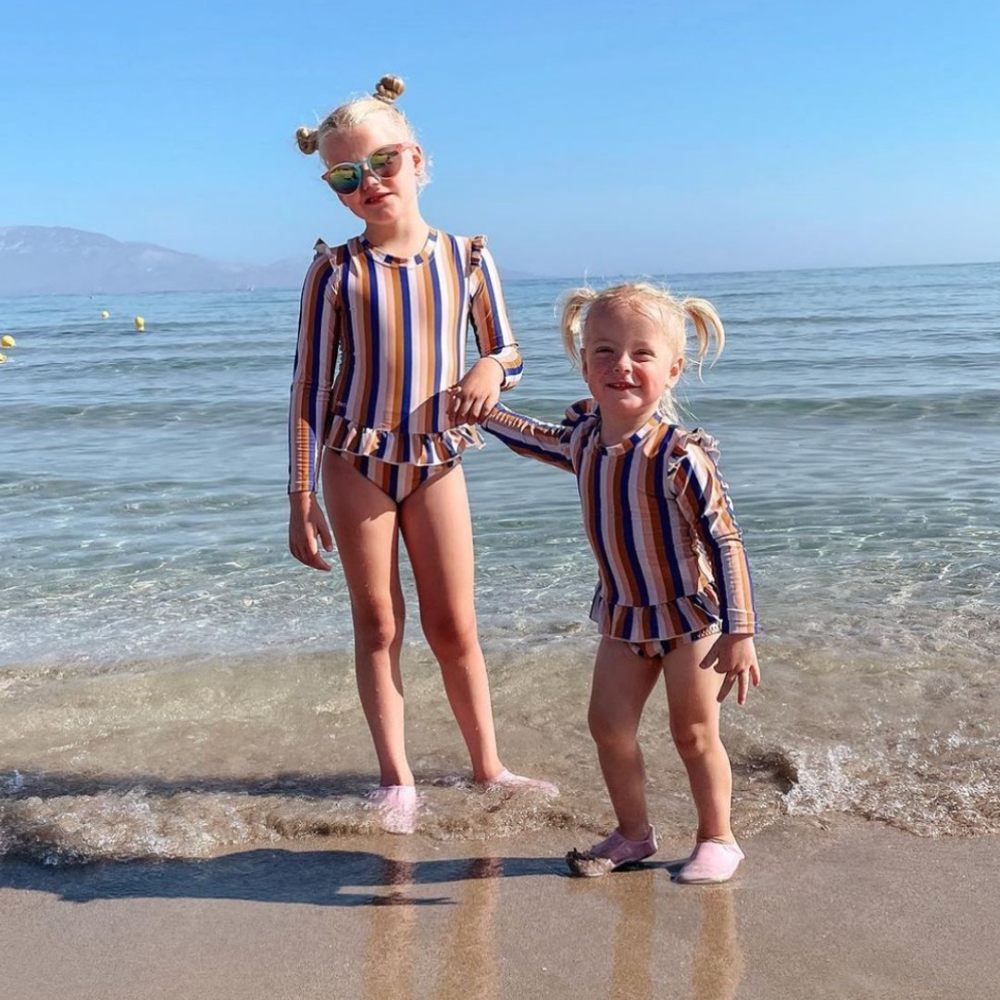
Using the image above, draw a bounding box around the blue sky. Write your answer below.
[3,1,998,275]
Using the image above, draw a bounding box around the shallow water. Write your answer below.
[1,262,998,861]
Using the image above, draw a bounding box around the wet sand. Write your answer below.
[1,816,996,1000]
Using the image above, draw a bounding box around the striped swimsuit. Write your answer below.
[288,229,522,502]
[483,400,758,657]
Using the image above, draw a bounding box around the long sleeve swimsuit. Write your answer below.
[288,230,522,494]
[483,400,759,645]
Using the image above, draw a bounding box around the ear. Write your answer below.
[411,144,425,177]
[667,355,684,387]
[579,347,589,379]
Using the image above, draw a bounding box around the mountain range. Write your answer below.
[0,226,540,297]
[0,226,316,296]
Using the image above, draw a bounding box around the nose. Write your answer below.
[360,166,382,189]
[612,354,631,372]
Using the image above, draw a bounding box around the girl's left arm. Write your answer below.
[672,441,758,636]
[468,243,523,391]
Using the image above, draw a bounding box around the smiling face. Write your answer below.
[318,116,423,228]
[580,300,684,432]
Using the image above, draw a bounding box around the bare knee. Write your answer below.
[421,613,480,663]
[589,707,637,753]
[352,600,403,655]
[670,720,718,761]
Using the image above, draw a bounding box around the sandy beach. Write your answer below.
[2,816,996,1000]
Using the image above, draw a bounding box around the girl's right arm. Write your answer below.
[480,402,584,473]
[288,252,341,570]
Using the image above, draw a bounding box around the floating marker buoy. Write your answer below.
[0,353,7,364]
[134,316,145,331]
[0,335,14,348]
[101,310,110,320]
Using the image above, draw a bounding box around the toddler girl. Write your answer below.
[481,283,759,882]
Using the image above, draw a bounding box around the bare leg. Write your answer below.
[663,635,735,842]
[399,463,504,782]
[322,454,412,787]
[588,638,662,841]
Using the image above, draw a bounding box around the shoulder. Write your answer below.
[301,239,352,295]
[446,232,491,269]
[663,424,721,467]
[310,237,352,266]
[563,397,600,430]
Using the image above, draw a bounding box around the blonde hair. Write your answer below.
[560,282,726,423]
[294,75,429,188]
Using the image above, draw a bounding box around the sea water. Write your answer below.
[1,262,998,862]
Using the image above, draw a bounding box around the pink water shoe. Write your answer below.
[365,784,419,835]
[566,826,658,877]
[676,839,744,884]
[483,768,560,798]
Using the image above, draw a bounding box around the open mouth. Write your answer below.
[364,192,391,206]
[606,381,638,390]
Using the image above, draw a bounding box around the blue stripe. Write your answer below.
[588,449,619,607]
[430,254,444,430]
[364,252,381,429]
[478,251,505,353]
[399,270,413,436]
[619,448,651,606]
[288,260,334,491]
[682,456,731,621]
[482,423,574,471]
[655,432,687,602]
[334,255,353,421]
[622,606,634,638]
[450,236,467,379]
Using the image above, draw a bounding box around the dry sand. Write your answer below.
[1,816,996,1000]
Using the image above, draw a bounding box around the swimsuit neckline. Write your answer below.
[358,228,438,268]
[594,408,667,456]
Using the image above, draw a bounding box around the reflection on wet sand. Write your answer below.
[357,851,742,1000]
[691,886,744,1000]
[362,857,420,1000]
[361,854,502,1000]
[433,857,502,1000]
[608,869,656,1000]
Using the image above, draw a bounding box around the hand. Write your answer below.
[288,491,334,571]
[447,357,504,424]
[699,634,761,705]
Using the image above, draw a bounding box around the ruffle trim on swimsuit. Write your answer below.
[589,587,722,643]
[324,414,485,467]
[664,427,722,476]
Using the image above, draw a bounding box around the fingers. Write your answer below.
[289,527,333,572]
[316,517,334,552]
[737,669,749,706]
[717,671,737,703]
[699,637,721,671]
[447,388,492,424]
[446,385,461,419]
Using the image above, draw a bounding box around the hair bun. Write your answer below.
[373,74,405,104]
[295,126,319,155]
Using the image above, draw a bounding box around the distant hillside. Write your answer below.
[0,227,308,296]
[0,226,541,296]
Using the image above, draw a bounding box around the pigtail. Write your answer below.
[560,287,598,368]
[681,297,725,373]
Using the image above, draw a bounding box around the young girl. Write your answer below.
[480,283,760,883]
[288,75,557,834]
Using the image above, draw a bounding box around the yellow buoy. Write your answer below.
[134,316,145,331]
[101,310,110,320]
[0,335,14,348]
[0,353,7,364]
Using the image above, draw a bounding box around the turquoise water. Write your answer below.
[1,263,998,859]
